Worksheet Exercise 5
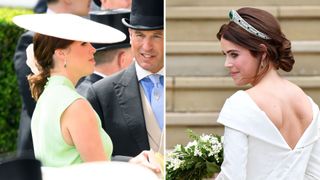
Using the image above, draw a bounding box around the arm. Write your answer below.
[86,86,132,162]
[305,137,320,179]
[216,127,248,180]
[60,98,108,162]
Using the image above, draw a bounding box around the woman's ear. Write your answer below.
[259,44,267,60]
[54,49,65,60]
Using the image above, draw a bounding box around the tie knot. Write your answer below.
[148,74,163,87]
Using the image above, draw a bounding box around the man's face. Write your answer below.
[129,29,164,73]
[68,0,92,16]
[101,0,132,9]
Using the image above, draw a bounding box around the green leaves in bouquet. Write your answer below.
[187,129,199,141]
[166,129,223,180]
[206,160,221,178]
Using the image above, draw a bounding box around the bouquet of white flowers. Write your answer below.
[166,129,223,180]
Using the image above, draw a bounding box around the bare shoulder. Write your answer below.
[246,79,308,105]
[67,98,92,112]
[62,98,96,124]
[245,79,312,124]
[284,80,312,114]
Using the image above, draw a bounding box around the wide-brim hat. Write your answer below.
[12,13,126,44]
[90,9,131,52]
[122,0,163,30]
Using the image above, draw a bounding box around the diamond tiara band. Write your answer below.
[229,10,271,40]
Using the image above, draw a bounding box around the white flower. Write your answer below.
[200,134,211,142]
[194,147,202,156]
[26,44,40,75]
[186,140,197,149]
[167,156,184,170]
[174,144,182,152]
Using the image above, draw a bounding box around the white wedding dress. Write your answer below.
[216,90,320,180]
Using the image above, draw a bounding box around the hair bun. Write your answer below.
[277,38,295,72]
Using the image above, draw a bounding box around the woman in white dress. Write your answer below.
[215,7,320,179]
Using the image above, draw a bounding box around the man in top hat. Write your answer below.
[86,0,164,157]
[76,9,133,96]
[13,0,92,159]
[93,0,131,10]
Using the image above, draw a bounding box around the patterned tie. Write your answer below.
[140,74,164,130]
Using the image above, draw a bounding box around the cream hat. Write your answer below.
[13,13,126,43]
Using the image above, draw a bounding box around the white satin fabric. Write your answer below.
[216,90,320,180]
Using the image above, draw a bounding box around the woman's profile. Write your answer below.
[215,7,320,179]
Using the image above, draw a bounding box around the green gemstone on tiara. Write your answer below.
[229,11,233,19]
[228,10,271,40]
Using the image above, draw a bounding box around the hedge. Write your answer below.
[0,8,32,154]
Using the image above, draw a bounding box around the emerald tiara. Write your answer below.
[229,10,271,40]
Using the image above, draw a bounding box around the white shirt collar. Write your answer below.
[93,71,107,78]
[135,60,164,81]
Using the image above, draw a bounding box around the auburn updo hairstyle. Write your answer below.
[217,7,295,74]
[28,33,73,101]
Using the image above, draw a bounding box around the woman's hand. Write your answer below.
[129,150,161,174]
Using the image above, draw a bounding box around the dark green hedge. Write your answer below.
[0,8,32,153]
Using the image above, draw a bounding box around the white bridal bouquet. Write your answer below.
[166,130,223,180]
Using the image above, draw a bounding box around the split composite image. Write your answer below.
[0,0,320,179]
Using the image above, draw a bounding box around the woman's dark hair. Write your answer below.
[217,7,294,77]
[28,33,73,100]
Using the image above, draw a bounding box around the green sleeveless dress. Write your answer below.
[31,75,113,167]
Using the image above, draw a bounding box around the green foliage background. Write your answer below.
[0,8,32,153]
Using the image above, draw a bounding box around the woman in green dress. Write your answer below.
[13,13,160,173]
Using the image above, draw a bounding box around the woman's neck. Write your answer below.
[252,67,282,87]
[50,70,80,87]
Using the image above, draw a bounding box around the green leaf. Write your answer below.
[205,160,221,178]
[187,129,200,141]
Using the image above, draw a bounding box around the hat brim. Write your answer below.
[13,14,126,44]
[121,18,163,30]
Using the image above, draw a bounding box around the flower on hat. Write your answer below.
[26,44,40,75]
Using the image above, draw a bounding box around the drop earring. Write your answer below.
[64,58,67,68]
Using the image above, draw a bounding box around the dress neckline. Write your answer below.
[238,90,319,151]
[46,75,75,90]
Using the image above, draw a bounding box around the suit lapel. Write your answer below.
[113,64,150,150]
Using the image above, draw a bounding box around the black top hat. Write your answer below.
[122,0,163,30]
[90,9,131,52]
[93,0,101,7]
